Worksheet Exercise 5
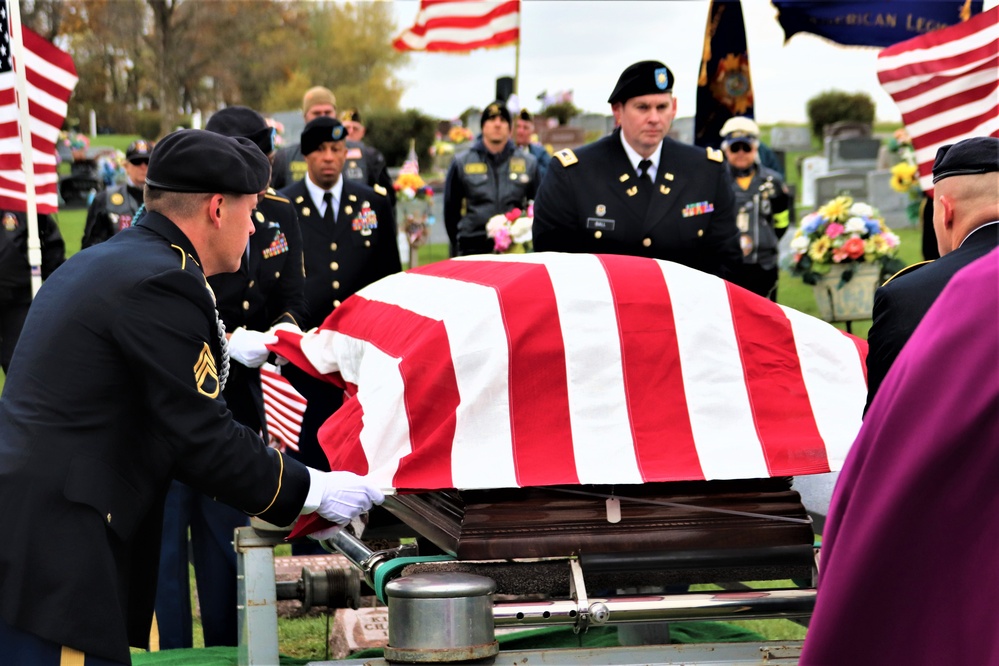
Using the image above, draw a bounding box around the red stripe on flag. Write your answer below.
[414,260,578,486]
[598,254,703,481]
[393,0,520,52]
[726,284,830,476]
[404,0,518,33]
[321,297,460,490]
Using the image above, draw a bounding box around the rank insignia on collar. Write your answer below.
[194,342,220,398]
[660,185,671,195]
[619,173,630,182]
[2,212,17,230]
[664,172,675,181]
[626,186,638,197]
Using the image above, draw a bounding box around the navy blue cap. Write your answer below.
[932,136,999,184]
[481,101,512,127]
[301,116,347,155]
[608,60,674,105]
[145,129,269,194]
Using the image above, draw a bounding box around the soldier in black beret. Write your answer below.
[534,60,742,283]
[154,109,309,650]
[865,135,999,411]
[278,116,401,511]
[0,128,384,662]
[444,100,539,256]
[81,139,154,248]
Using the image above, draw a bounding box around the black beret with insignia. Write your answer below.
[932,136,999,184]
[608,60,674,105]
[300,116,347,155]
[481,101,512,128]
[205,106,275,155]
[145,129,269,195]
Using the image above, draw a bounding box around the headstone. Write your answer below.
[867,168,913,228]
[800,155,829,207]
[825,137,881,172]
[537,126,585,152]
[668,116,695,145]
[815,170,869,203]
[770,126,813,152]
[329,606,389,659]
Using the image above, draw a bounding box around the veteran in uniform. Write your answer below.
[279,116,401,474]
[533,61,741,281]
[865,136,999,412]
[154,107,308,650]
[719,116,791,300]
[444,101,539,256]
[0,130,382,665]
[81,139,152,249]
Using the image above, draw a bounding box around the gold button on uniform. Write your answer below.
[364,240,371,247]
[333,300,341,308]
[332,281,340,289]
[274,271,280,278]
[248,280,255,288]
[642,238,652,247]
[697,229,704,237]
[330,242,338,251]
[242,300,250,310]
[106,513,112,523]
[594,231,602,239]
[330,262,339,271]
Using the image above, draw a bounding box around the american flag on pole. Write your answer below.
[260,363,307,453]
[876,5,999,194]
[271,253,867,538]
[0,0,78,214]
[393,0,520,52]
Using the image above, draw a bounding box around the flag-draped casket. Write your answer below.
[270,253,867,538]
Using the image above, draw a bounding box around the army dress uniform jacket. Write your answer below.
[0,210,64,302]
[533,129,741,281]
[444,138,539,256]
[280,178,401,330]
[81,183,143,249]
[209,191,306,434]
[865,221,999,411]
[0,211,311,663]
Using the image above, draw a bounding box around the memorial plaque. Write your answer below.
[815,171,869,203]
[538,126,585,152]
[770,126,814,152]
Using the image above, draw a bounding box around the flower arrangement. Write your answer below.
[393,171,433,202]
[789,195,904,285]
[447,125,473,144]
[887,128,923,223]
[486,204,533,254]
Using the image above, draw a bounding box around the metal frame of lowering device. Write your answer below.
[236,526,815,666]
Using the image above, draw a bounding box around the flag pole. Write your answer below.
[7,0,42,298]
[513,0,521,97]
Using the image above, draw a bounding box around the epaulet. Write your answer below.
[882,260,933,286]
[554,148,578,168]
[373,184,388,197]
[706,147,724,163]
[264,192,290,203]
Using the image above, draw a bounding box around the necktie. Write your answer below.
[638,159,653,182]
[635,159,653,210]
[323,191,336,224]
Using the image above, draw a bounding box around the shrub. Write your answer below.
[364,109,439,171]
[806,90,875,139]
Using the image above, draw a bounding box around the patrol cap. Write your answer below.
[719,116,760,142]
[481,101,512,127]
[145,129,269,194]
[932,136,999,184]
[302,86,336,115]
[340,108,362,124]
[301,116,347,155]
[126,140,153,163]
[608,60,674,105]
[205,106,274,155]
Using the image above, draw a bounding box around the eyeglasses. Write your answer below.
[727,141,754,154]
[129,159,149,166]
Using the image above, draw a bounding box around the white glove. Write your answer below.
[304,468,385,526]
[227,327,277,368]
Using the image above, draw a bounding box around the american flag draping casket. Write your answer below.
[270,253,868,537]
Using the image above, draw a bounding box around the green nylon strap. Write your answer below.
[372,554,455,603]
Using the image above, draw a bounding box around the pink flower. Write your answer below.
[825,223,845,239]
[505,208,522,222]
[492,226,512,252]
[843,236,866,260]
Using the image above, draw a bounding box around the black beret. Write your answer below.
[481,101,512,128]
[608,60,674,105]
[932,136,999,183]
[145,129,269,194]
[126,139,153,163]
[205,106,274,155]
[301,116,347,155]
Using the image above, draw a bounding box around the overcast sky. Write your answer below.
[388,0,998,124]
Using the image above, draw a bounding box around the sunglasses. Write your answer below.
[727,141,754,153]
[129,159,149,166]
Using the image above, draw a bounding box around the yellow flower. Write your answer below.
[819,196,852,223]
[890,162,918,193]
[809,236,831,262]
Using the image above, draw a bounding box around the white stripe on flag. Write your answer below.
[361,272,518,489]
[660,262,769,479]
[781,306,866,471]
[352,344,411,489]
